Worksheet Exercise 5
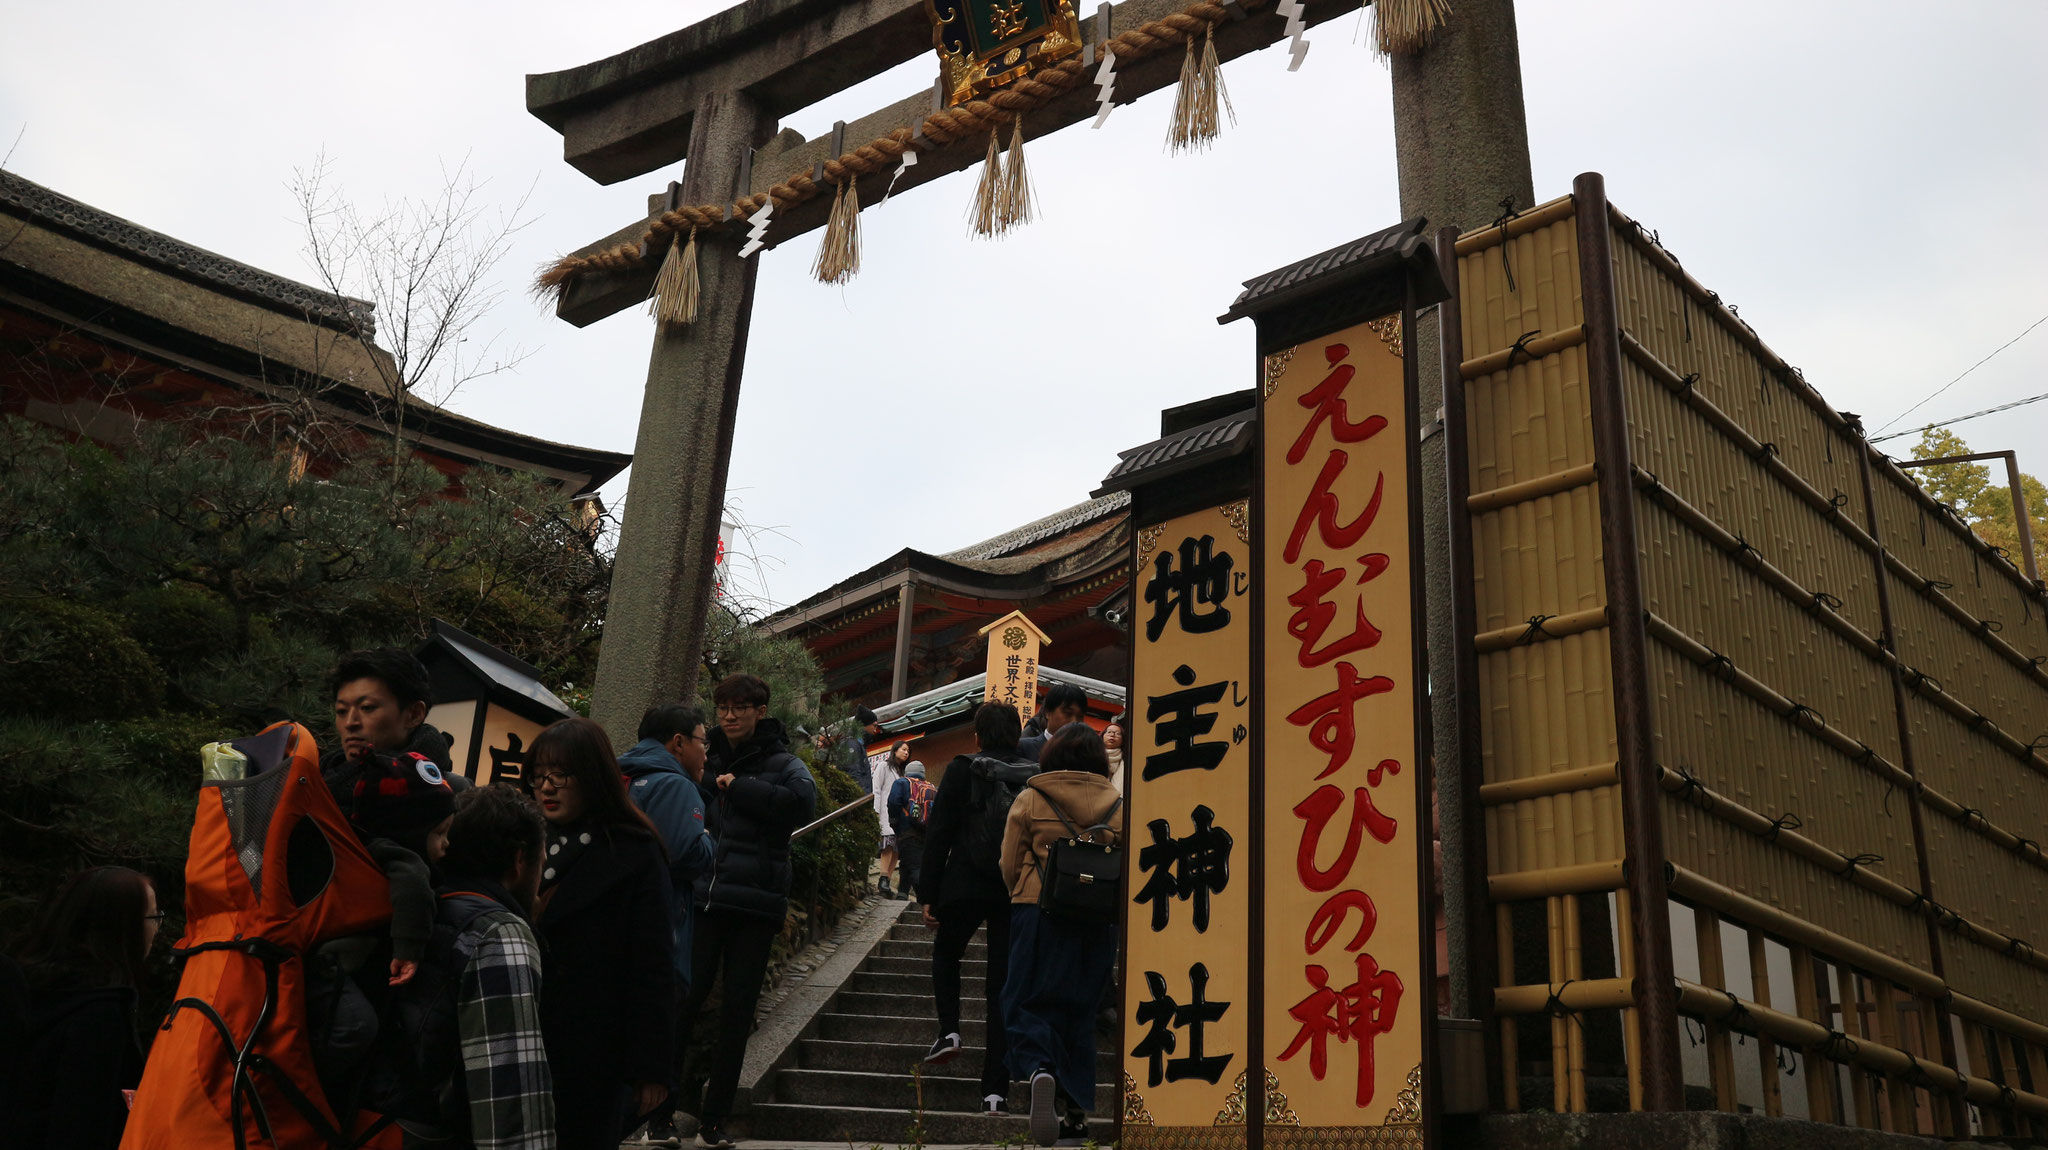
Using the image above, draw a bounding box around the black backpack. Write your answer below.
[961,754,1038,872]
[1033,791,1124,925]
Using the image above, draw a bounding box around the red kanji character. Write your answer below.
[1287,343,1389,465]
[1276,953,1405,1108]
[1286,560,1382,668]
[1284,452,1385,564]
[1305,889,1378,955]
[1293,784,1398,892]
[1285,661,1395,779]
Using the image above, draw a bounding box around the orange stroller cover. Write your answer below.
[123,722,400,1149]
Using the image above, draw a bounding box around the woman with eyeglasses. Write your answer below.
[525,717,678,1150]
[0,866,163,1150]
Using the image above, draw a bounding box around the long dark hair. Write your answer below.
[13,867,154,992]
[528,718,663,845]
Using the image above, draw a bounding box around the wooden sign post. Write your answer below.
[980,609,1051,719]
[1224,219,1448,1150]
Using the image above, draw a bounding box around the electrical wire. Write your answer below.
[1871,386,2048,444]
[1873,312,2048,436]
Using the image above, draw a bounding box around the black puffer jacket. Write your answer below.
[696,718,818,921]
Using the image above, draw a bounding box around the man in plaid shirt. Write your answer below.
[407,785,557,1150]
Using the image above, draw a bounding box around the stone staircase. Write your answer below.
[743,904,1113,1146]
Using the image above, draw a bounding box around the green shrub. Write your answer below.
[0,598,164,719]
[116,585,238,670]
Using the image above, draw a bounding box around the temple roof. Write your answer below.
[875,665,1126,734]
[1,170,374,335]
[0,169,632,496]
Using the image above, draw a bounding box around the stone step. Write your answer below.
[795,1039,1118,1081]
[744,1102,1107,1145]
[889,922,1002,946]
[771,1068,1106,1113]
[837,990,983,1021]
[861,953,989,977]
[815,1012,987,1045]
[847,969,985,996]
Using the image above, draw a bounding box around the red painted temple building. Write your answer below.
[0,170,629,499]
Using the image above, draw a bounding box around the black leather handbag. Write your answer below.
[1034,792,1124,925]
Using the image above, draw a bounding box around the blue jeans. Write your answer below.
[1004,905,1117,1111]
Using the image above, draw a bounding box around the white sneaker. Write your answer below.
[1028,1071,1058,1147]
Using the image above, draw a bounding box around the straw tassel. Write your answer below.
[648,226,700,326]
[971,127,1006,236]
[1167,25,1233,152]
[1371,0,1453,58]
[999,113,1035,231]
[813,177,862,284]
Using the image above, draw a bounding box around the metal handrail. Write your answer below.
[792,794,875,841]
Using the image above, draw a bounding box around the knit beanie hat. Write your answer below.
[351,750,456,846]
[906,761,926,779]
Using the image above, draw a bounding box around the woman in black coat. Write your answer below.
[528,717,677,1150]
[0,866,161,1150]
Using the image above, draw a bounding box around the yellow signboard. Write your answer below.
[1123,504,1254,1149]
[1257,319,1427,1144]
[980,609,1050,720]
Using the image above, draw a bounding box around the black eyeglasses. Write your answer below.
[530,770,574,790]
[144,912,167,922]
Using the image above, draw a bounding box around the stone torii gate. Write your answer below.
[526,0,1581,1099]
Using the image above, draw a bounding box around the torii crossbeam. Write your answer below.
[528,0,1364,739]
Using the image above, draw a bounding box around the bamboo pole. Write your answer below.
[1565,894,1588,1112]
[1453,195,1577,256]
[1747,930,1783,1117]
[1790,944,1843,1123]
[1498,902,1520,1111]
[1695,908,1737,1112]
[1618,888,1644,1112]
[1488,860,1627,901]
[1473,607,1610,654]
[1548,895,1568,1112]
[1459,325,1589,381]
[1467,463,1599,514]
[1676,981,2048,1118]
[1480,762,1619,805]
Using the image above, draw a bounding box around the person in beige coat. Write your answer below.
[998,723,1123,1147]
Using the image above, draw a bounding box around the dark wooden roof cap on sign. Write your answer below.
[415,619,576,728]
[1093,408,1256,497]
[1217,217,1449,351]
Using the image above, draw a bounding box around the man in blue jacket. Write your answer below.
[622,703,717,1148]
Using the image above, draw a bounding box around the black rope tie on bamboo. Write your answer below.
[1492,196,1518,293]
[1980,617,2004,635]
[1785,702,1825,732]
[1679,371,1700,396]
[1703,650,1736,681]
[1967,710,1995,734]
[1505,329,1542,367]
[2007,937,2035,961]
[1826,491,1849,521]
[1671,764,1715,810]
[1752,441,1780,464]
[1730,536,1762,568]
[1837,852,1884,876]
[1961,807,1989,830]
[1920,576,1953,597]
[1682,1017,1707,1048]
[1776,1046,1797,1074]
[1516,614,1557,646]
[1764,811,1804,843]
[1997,1083,2019,1113]
[1639,470,1673,509]
[1821,1030,1861,1063]
[1720,990,1752,1044]
[1542,980,1585,1032]
[2018,837,2043,862]
[1809,590,1844,615]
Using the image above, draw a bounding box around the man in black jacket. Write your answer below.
[917,701,1036,1114]
[679,674,817,1148]
[1015,682,1088,763]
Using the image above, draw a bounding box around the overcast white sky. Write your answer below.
[4,1,2045,611]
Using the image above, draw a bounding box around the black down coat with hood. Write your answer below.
[696,718,818,922]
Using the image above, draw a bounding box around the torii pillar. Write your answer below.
[582,91,772,741]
